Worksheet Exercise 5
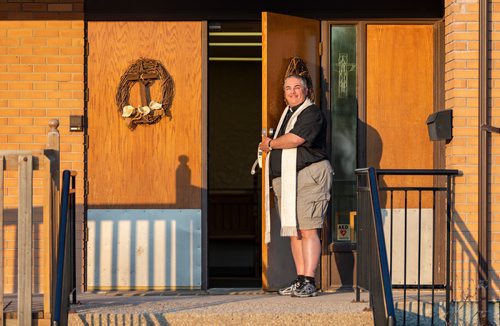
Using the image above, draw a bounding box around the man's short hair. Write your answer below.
[283,74,308,90]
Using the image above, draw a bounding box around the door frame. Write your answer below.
[319,18,445,290]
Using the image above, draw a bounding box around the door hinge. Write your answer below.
[85,179,89,196]
[319,42,323,56]
[84,88,89,102]
[85,40,90,57]
[83,224,89,242]
[84,134,89,149]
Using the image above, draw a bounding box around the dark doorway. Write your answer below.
[207,21,262,288]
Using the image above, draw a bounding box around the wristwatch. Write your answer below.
[268,139,273,151]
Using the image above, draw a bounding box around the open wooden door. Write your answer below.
[261,12,320,290]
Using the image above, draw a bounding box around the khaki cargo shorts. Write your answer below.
[272,160,333,230]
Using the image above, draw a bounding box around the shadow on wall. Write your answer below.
[2,207,44,294]
[87,155,203,290]
[452,208,499,301]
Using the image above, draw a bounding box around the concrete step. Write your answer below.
[68,289,374,325]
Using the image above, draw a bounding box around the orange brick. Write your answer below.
[34,82,58,91]
[59,99,82,108]
[19,57,46,64]
[33,30,59,37]
[8,64,34,73]
[60,47,82,56]
[21,38,48,47]
[47,38,72,47]
[0,90,21,99]
[8,135,33,143]
[0,38,20,47]
[20,91,46,99]
[9,99,33,108]
[32,99,58,108]
[0,57,21,67]
[0,126,20,134]
[46,21,73,29]
[46,73,72,81]
[7,47,33,55]
[60,65,82,73]
[32,47,59,56]
[19,74,47,81]
[8,117,33,125]
[59,83,83,92]
[20,109,47,117]
[46,56,72,64]
[60,30,83,38]
[46,91,71,99]
[33,65,58,73]
[9,82,33,91]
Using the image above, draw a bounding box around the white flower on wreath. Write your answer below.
[122,101,163,118]
[122,105,135,117]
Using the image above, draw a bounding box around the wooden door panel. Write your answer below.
[88,22,203,208]
[261,12,320,290]
[366,24,434,208]
[263,12,320,130]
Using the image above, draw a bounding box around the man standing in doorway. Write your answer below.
[260,73,333,298]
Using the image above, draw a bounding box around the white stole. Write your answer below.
[264,98,313,243]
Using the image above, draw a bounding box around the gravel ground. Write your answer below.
[68,290,374,325]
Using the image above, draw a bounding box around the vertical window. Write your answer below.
[330,25,357,242]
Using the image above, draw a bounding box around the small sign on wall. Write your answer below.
[337,224,351,241]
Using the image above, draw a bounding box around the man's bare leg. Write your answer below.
[290,234,305,275]
[300,229,321,277]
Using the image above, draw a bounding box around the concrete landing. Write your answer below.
[68,289,373,325]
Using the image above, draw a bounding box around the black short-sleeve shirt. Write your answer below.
[269,102,328,178]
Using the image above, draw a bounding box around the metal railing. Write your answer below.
[355,167,395,325]
[355,168,460,325]
[53,170,78,326]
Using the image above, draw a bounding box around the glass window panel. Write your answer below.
[330,25,357,242]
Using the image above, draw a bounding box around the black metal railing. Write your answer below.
[355,167,395,325]
[53,170,78,326]
[355,168,460,325]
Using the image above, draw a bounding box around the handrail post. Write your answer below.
[18,154,33,326]
[54,170,77,326]
[71,174,77,304]
[43,119,60,321]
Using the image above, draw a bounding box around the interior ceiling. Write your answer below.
[86,0,444,20]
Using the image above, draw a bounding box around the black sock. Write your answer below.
[297,275,305,282]
[304,276,315,285]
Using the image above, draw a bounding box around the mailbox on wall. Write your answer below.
[426,109,452,141]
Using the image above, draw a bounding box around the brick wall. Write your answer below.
[490,0,500,301]
[445,0,499,301]
[0,1,84,293]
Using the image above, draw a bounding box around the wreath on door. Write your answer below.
[116,58,175,130]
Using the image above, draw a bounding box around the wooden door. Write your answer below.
[366,24,436,285]
[261,12,320,290]
[88,22,205,209]
[87,22,206,290]
[366,24,434,178]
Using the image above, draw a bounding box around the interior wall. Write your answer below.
[208,61,261,190]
